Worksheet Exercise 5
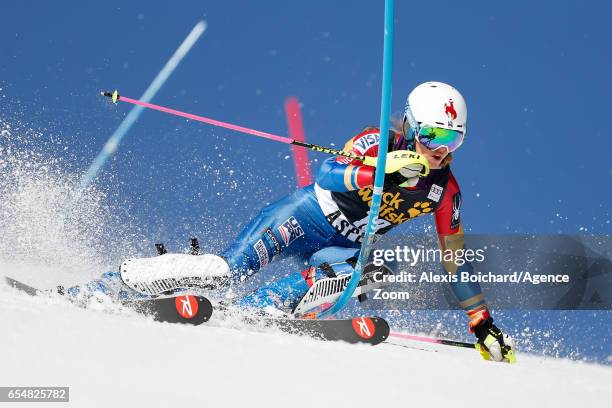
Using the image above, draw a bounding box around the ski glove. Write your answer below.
[388,163,424,187]
[474,318,517,363]
[362,150,430,176]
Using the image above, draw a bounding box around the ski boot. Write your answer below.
[240,259,393,317]
[472,317,516,363]
[120,253,230,296]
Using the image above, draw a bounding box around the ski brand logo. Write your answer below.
[351,317,376,339]
[263,227,281,256]
[450,192,461,229]
[277,216,304,246]
[254,239,269,268]
[175,295,199,319]
[427,184,444,202]
[444,99,457,123]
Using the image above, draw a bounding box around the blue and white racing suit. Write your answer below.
[78,127,488,326]
[222,183,361,309]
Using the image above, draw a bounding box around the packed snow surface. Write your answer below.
[1,281,610,408]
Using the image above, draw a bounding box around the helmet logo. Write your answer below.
[444,99,457,124]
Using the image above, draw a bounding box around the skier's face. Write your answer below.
[415,141,449,169]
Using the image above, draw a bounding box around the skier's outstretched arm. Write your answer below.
[315,129,377,192]
[435,174,516,362]
[434,175,489,330]
[316,156,374,192]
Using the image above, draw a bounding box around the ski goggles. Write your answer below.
[413,124,465,153]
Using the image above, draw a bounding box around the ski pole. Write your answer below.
[391,331,516,363]
[66,21,206,211]
[389,331,476,349]
[101,90,366,162]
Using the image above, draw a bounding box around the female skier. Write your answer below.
[86,81,516,362]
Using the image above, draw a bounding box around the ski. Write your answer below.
[123,295,213,325]
[4,276,388,344]
[4,276,40,296]
[255,316,390,345]
[3,276,213,325]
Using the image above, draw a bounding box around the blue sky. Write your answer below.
[2,0,611,248]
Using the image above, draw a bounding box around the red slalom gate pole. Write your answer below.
[284,97,312,188]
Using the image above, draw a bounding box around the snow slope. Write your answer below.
[0,119,610,407]
[1,283,610,408]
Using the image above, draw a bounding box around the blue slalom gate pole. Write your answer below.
[69,21,207,208]
[319,0,394,318]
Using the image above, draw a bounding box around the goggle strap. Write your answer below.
[403,104,419,131]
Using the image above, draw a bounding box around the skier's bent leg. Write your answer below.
[220,208,286,283]
[238,272,310,312]
[238,246,358,311]
[238,246,393,314]
[221,187,334,282]
[60,271,149,303]
[307,246,359,268]
[118,186,335,296]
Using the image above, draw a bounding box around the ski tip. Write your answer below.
[4,275,18,287]
[3,276,40,296]
[101,90,120,104]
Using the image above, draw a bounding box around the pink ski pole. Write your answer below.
[101,90,364,162]
[389,331,476,349]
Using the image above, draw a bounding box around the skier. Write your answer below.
[78,81,515,362]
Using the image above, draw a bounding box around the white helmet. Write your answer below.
[404,81,467,135]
